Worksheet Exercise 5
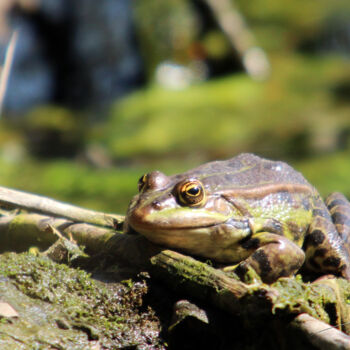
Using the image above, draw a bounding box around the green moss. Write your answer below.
[271,277,332,322]
[0,252,162,348]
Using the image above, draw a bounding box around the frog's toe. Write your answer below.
[234,262,262,284]
[222,264,239,272]
[222,262,261,284]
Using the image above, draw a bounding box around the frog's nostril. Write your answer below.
[152,200,162,209]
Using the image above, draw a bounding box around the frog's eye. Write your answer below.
[138,174,148,192]
[177,179,206,207]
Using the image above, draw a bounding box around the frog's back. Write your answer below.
[178,153,312,193]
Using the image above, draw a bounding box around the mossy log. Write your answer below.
[150,250,350,335]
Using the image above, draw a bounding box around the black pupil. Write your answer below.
[187,186,200,196]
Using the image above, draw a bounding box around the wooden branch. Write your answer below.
[0,210,116,254]
[0,186,124,228]
[150,249,350,338]
[202,0,270,79]
[150,249,274,315]
[292,313,350,350]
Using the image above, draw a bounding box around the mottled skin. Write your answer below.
[124,153,350,283]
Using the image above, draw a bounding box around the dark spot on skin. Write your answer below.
[314,248,327,257]
[251,218,283,235]
[305,230,325,247]
[286,222,302,237]
[327,198,348,209]
[252,250,272,276]
[323,257,341,268]
[263,162,273,170]
[241,238,260,250]
[312,209,328,218]
[238,233,252,244]
[331,212,350,226]
[309,258,321,270]
[279,269,289,277]
[234,262,249,280]
[301,198,311,211]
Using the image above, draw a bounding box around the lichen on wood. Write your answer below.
[0,252,164,349]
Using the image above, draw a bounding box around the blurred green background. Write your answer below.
[0,0,349,214]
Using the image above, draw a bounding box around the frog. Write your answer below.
[123,153,350,283]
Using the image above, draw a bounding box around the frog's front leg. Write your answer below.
[232,232,305,284]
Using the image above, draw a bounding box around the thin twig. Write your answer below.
[0,186,124,228]
[0,30,18,117]
[202,0,270,80]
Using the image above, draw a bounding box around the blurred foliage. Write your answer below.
[23,106,86,158]
[1,151,350,214]
[237,0,349,43]
[133,0,198,76]
[0,157,141,213]
[133,0,350,71]
[103,54,350,160]
[299,151,350,196]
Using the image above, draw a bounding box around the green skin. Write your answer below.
[124,153,350,283]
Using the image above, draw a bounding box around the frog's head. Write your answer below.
[124,170,250,259]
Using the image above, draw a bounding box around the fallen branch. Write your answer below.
[150,249,350,337]
[292,313,350,350]
[0,210,116,254]
[150,249,251,314]
[0,186,124,228]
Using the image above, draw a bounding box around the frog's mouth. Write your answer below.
[125,207,251,254]
[125,218,251,264]
[126,221,218,234]
[126,206,229,233]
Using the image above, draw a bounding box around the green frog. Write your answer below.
[124,153,350,283]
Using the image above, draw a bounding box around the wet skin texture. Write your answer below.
[124,153,350,283]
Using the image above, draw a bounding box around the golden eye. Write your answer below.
[138,174,148,192]
[177,179,206,207]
